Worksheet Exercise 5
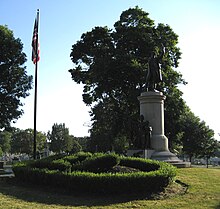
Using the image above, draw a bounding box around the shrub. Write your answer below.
[50,159,71,172]
[29,154,65,169]
[79,153,119,173]
[30,158,71,172]
[13,164,175,194]
[13,153,177,195]
[119,157,160,172]
[63,152,92,165]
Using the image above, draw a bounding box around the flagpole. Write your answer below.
[33,9,39,160]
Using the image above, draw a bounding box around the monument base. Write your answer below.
[151,151,191,168]
[127,149,155,158]
[127,150,191,168]
[151,150,180,162]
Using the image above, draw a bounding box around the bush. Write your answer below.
[30,158,71,172]
[13,164,175,194]
[119,157,160,172]
[64,152,92,165]
[79,153,119,173]
[13,153,177,195]
[50,159,71,172]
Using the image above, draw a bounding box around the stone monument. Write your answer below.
[137,49,190,167]
[138,91,180,162]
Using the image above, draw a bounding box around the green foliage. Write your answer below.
[64,152,92,165]
[69,138,82,154]
[1,168,220,208]
[112,135,129,154]
[0,131,11,153]
[79,153,119,173]
[11,129,32,154]
[68,7,186,151]
[0,147,3,157]
[29,158,71,172]
[13,163,175,194]
[10,128,46,155]
[0,25,33,128]
[119,156,160,172]
[48,123,73,154]
[48,159,71,172]
[75,137,90,151]
[180,110,217,161]
[13,152,176,194]
[214,142,220,158]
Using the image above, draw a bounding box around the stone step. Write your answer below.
[170,162,191,168]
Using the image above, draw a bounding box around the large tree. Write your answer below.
[0,25,32,128]
[48,123,73,154]
[180,108,217,163]
[0,130,11,153]
[11,128,46,155]
[69,7,186,151]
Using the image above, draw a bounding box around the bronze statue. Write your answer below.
[140,115,152,149]
[146,47,164,91]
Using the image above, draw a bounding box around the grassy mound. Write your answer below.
[13,152,176,194]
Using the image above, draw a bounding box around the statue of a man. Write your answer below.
[143,120,152,149]
[139,115,152,149]
[146,48,164,91]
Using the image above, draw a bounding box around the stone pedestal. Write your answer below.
[127,149,155,158]
[138,91,183,164]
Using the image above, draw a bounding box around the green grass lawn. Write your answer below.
[0,167,219,209]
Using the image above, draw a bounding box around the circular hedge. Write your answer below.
[13,152,176,194]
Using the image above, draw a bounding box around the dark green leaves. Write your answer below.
[69,7,186,151]
[0,25,32,128]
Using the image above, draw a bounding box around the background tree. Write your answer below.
[11,128,46,155]
[0,130,11,154]
[74,136,89,151]
[69,7,186,152]
[197,134,218,168]
[0,25,32,128]
[214,142,220,158]
[69,135,82,154]
[48,123,73,154]
[180,109,217,163]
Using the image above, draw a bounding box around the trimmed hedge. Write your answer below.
[119,156,160,172]
[78,153,119,173]
[63,152,92,165]
[29,159,71,172]
[13,152,177,194]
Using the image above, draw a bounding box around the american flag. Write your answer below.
[32,12,40,64]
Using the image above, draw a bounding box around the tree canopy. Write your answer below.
[47,123,73,154]
[69,7,216,153]
[10,128,46,155]
[0,130,11,153]
[0,25,32,128]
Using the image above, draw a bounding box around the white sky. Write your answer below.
[1,0,220,140]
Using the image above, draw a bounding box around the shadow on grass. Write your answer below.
[0,178,150,207]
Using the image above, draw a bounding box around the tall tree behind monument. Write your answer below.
[69,7,185,151]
